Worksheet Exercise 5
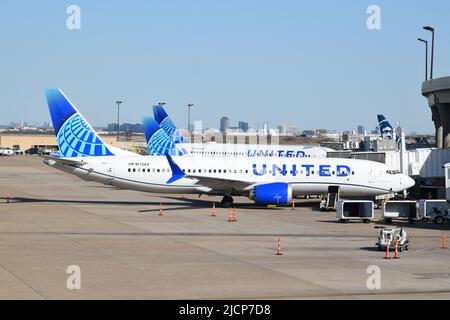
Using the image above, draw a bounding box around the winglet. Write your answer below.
[166,155,185,183]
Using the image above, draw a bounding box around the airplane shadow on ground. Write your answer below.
[0,197,181,207]
[138,196,287,213]
[0,196,289,213]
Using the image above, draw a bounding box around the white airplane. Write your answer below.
[43,89,415,207]
[152,105,331,158]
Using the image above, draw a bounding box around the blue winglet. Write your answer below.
[166,155,185,183]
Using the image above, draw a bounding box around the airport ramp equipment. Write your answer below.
[382,200,419,224]
[418,199,447,220]
[336,200,374,223]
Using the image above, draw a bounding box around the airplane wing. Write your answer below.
[165,155,255,191]
[183,174,254,191]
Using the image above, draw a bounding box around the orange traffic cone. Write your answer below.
[384,241,390,259]
[393,240,399,259]
[443,232,447,249]
[211,202,216,217]
[6,194,10,204]
[232,207,237,222]
[159,202,163,216]
[228,209,233,222]
[276,237,283,256]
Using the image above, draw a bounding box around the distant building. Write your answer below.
[316,129,328,135]
[238,121,249,132]
[288,125,299,135]
[107,123,144,133]
[193,120,203,134]
[302,130,316,137]
[220,117,229,133]
[277,124,287,135]
[357,125,365,135]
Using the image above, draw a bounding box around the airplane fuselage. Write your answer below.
[45,155,414,199]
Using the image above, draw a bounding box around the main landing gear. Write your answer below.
[221,195,234,208]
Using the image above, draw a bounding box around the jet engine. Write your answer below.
[249,182,292,205]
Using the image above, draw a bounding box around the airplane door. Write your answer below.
[368,169,376,183]
[105,161,115,185]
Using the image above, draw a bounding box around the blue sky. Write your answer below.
[1,0,449,133]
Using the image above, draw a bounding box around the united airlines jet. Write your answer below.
[43,89,415,207]
[152,105,331,158]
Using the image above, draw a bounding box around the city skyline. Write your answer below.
[1,1,449,133]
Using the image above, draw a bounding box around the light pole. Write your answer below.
[423,26,435,79]
[417,38,428,81]
[187,104,194,134]
[116,100,123,142]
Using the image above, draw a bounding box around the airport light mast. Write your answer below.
[116,100,122,142]
[187,103,194,134]
[423,26,435,79]
[417,38,428,81]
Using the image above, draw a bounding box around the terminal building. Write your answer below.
[0,132,146,154]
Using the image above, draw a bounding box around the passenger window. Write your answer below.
[157,169,160,173]
[128,168,131,172]
[133,168,136,172]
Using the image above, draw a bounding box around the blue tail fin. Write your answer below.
[152,105,187,143]
[377,114,394,138]
[45,88,114,157]
[377,114,401,143]
[142,116,185,156]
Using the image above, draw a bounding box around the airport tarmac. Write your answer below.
[0,155,450,299]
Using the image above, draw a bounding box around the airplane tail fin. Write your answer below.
[377,114,393,136]
[142,116,185,156]
[152,105,187,143]
[377,114,393,132]
[45,88,114,157]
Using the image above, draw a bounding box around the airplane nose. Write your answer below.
[403,175,415,189]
